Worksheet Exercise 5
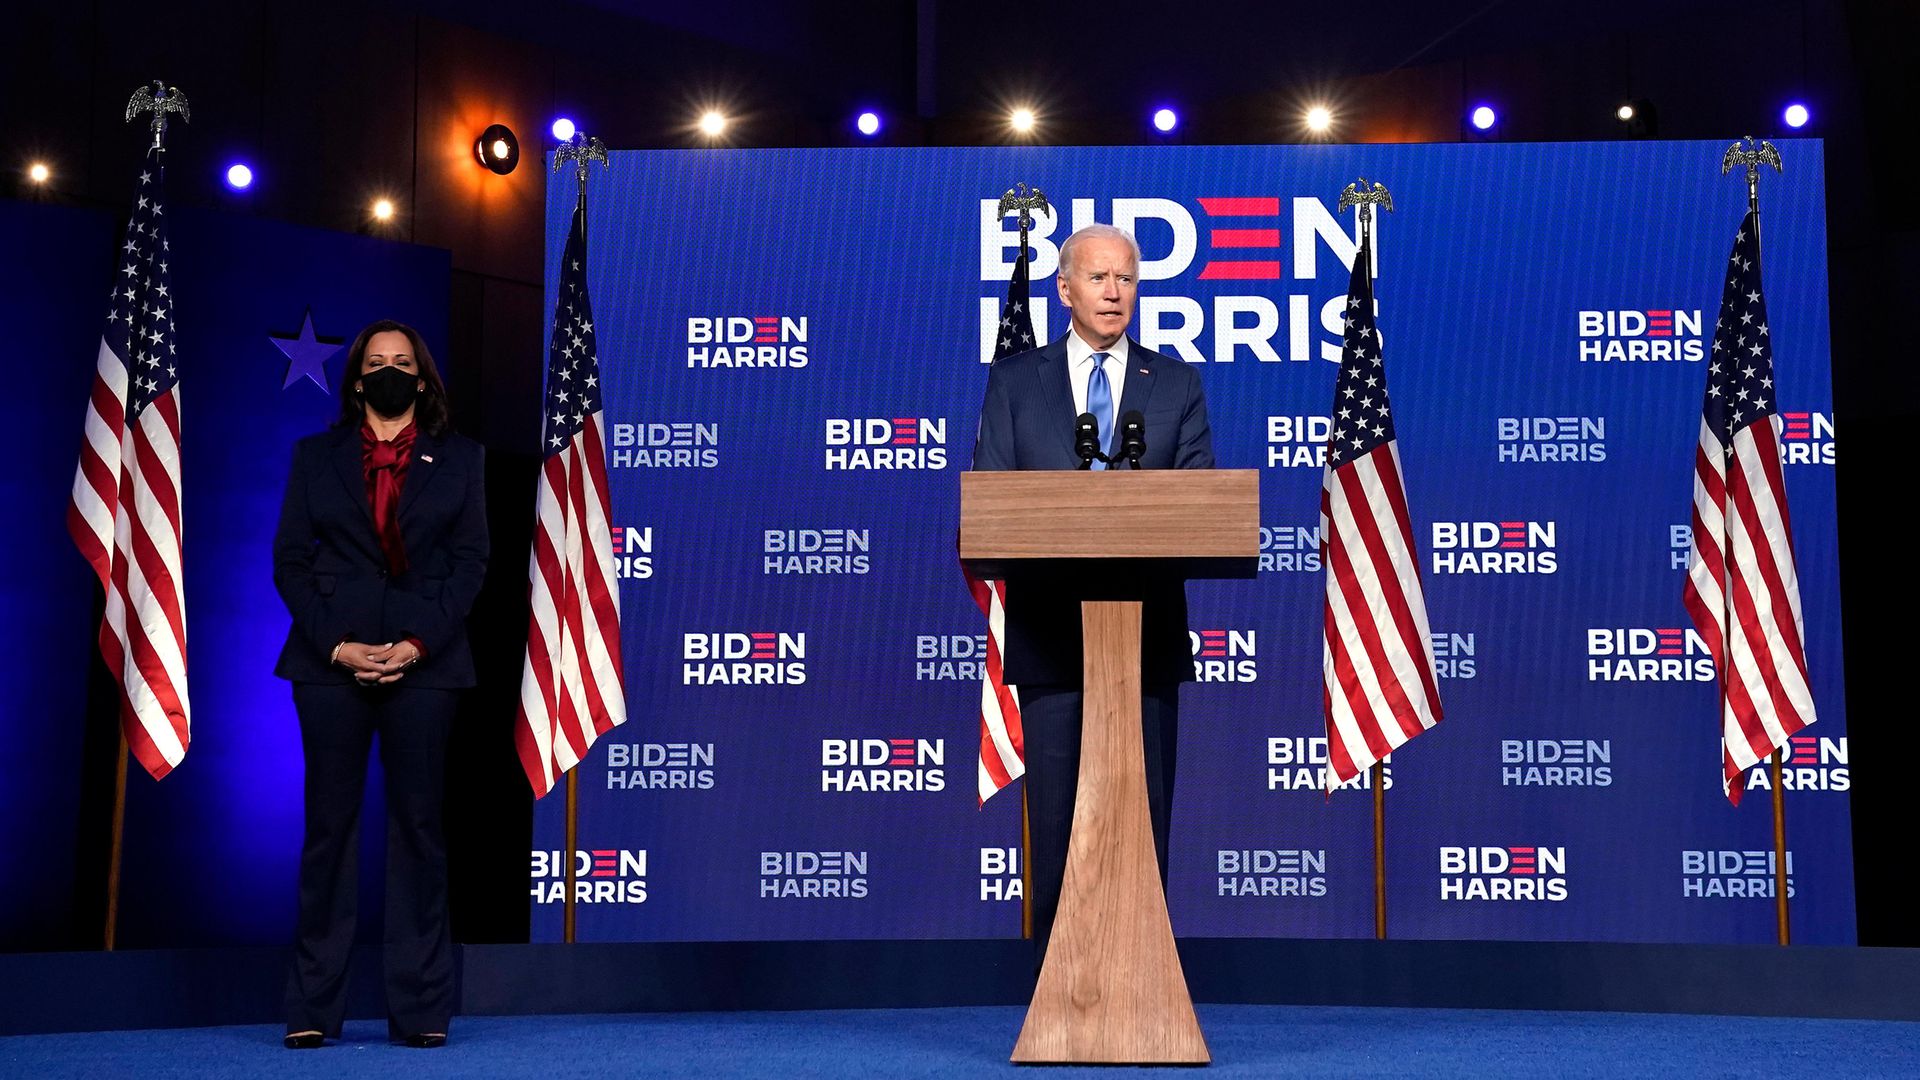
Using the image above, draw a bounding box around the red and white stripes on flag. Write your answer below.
[1683,209,1815,804]
[970,574,1025,803]
[1320,235,1442,791]
[68,145,190,781]
[516,203,627,797]
[972,242,1037,805]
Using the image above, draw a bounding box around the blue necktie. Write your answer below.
[1086,352,1114,470]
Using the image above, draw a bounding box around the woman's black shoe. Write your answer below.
[402,1033,447,1049]
[283,1033,325,1049]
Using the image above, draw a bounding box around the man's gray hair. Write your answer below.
[1058,224,1142,278]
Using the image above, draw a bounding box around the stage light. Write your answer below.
[1304,105,1333,135]
[28,162,50,184]
[225,163,253,190]
[371,198,395,222]
[1783,102,1810,129]
[474,124,520,174]
[1009,107,1036,134]
[1152,107,1178,133]
[699,111,728,137]
[1616,99,1656,137]
[856,111,881,137]
[551,117,576,142]
[1470,105,1497,131]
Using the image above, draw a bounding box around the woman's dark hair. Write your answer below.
[336,319,452,437]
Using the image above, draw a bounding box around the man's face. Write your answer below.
[1056,236,1138,350]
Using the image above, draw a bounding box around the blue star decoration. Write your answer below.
[271,308,343,392]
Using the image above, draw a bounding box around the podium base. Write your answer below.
[1010,600,1209,1065]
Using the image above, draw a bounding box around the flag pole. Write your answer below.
[564,768,578,943]
[1371,762,1385,939]
[104,732,128,950]
[557,144,597,948]
[1755,170,1790,949]
[1731,137,1791,948]
[98,80,191,952]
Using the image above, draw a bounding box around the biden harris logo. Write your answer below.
[1430,520,1558,575]
[1586,628,1714,682]
[824,417,948,470]
[915,635,988,681]
[1439,845,1568,902]
[530,848,647,904]
[1216,848,1328,899]
[820,738,946,793]
[760,851,869,899]
[682,632,807,685]
[1266,415,1329,468]
[1266,736,1391,793]
[1682,849,1794,899]
[1576,308,1705,363]
[763,528,870,575]
[602,741,715,791]
[1778,410,1835,466]
[610,525,653,580]
[608,421,719,468]
[1260,525,1322,573]
[978,194,1370,365]
[1495,416,1606,463]
[1742,735,1849,794]
[1500,739,1612,787]
[685,315,809,368]
[980,847,1023,902]
[1191,629,1257,683]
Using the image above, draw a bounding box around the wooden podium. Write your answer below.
[959,469,1260,1066]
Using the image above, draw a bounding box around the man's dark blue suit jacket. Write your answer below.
[271,425,489,689]
[970,335,1215,687]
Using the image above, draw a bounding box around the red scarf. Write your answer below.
[361,422,416,574]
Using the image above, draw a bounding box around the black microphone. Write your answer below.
[1073,412,1102,469]
[1118,409,1146,468]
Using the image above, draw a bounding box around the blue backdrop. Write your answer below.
[533,139,1849,945]
[0,197,448,948]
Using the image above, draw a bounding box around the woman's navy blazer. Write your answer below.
[271,425,488,688]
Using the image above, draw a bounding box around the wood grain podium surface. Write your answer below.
[959,470,1258,562]
[1009,601,1210,1065]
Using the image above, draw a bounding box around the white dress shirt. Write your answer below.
[1065,331,1129,417]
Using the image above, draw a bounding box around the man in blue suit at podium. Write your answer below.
[971,223,1215,962]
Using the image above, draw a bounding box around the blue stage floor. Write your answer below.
[4,1004,1917,1078]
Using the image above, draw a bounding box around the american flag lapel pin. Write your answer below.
[1139,368,1149,375]
[421,454,434,462]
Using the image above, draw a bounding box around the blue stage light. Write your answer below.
[552,117,576,142]
[225,163,253,190]
[1152,108,1178,133]
[1470,105,1497,131]
[1783,103,1810,129]
[856,111,881,137]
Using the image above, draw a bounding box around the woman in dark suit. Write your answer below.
[272,319,487,1049]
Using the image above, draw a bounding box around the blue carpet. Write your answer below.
[3,1005,1917,1078]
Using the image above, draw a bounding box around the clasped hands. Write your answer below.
[332,641,422,684]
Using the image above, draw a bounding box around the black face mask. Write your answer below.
[358,365,420,418]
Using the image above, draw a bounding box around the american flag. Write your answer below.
[1319,236,1442,791]
[515,203,627,797]
[1682,209,1816,804]
[68,145,190,781]
[971,244,1035,805]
